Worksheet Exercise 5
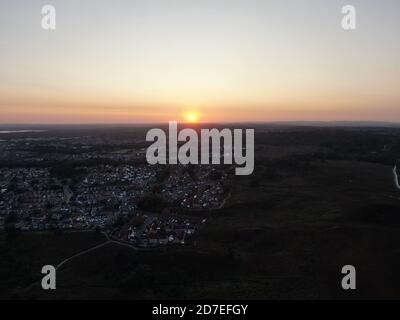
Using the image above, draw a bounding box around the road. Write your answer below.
[56,239,110,270]
[56,232,143,271]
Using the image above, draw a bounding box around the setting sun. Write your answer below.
[184,112,200,123]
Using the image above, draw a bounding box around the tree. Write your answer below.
[138,194,168,212]
[5,224,20,239]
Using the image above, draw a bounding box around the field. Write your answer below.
[0,231,106,299]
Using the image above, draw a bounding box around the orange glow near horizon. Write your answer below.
[183,111,200,123]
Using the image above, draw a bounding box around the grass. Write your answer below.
[0,231,106,299]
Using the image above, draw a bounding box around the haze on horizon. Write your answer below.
[0,0,399,124]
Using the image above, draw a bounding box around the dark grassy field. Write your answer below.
[0,231,106,299]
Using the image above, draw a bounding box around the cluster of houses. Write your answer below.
[0,136,230,235]
[0,168,54,217]
[126,215,198,248]
[161,166,228,209]
[0,166,146,232]
[79,164,156,188]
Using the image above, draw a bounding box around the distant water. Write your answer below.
[0,130,45,134]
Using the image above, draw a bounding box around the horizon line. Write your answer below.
[1,120,400,127]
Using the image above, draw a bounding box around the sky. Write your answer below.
[0,0,399,123]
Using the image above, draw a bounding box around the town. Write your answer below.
[0,131,232,248]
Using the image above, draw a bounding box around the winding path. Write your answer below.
[56,240,110,270]
[55,232,142,270]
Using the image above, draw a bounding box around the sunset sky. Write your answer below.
[0,0,399,123]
